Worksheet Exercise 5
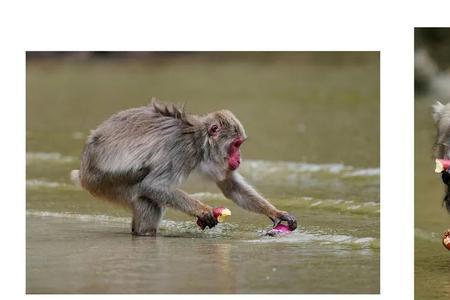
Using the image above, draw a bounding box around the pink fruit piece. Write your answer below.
[266,223,293,236]
[273,224,291,232]
[435,159,450,173]
[213,207,231,222]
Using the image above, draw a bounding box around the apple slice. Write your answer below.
[213,207,231,222]
[196,207,231,230]
[266,223,293,236]
[435,159,450,173]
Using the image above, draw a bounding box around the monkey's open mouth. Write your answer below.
[228,154,241,170]
[227,138,243,170]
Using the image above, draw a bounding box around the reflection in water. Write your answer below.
[194,243,235,293]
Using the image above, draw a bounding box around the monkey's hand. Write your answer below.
[442,171,450,185]
[196,209,219,230]
[270,211,297,231]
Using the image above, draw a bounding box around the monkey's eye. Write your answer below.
[208,124,220,136]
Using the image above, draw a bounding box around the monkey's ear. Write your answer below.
[208,124,220,137]
[432,101,445,122]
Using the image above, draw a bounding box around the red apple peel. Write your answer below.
[435,159,450,173]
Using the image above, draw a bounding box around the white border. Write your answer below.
[4,0,450,299]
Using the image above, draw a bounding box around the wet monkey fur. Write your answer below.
[71,99,297,236]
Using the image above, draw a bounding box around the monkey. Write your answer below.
[432,100,450,212]
[71,99,297,236]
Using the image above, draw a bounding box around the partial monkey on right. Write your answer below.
[431,101,450,250]
[432,101,450,212]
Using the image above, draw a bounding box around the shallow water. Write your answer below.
[26,53,379,293]
[415,98,450,300]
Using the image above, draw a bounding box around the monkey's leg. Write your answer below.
[139,187,218,229]
[217,172,297,230]
[131,197,165,236]
[442,184,450,213]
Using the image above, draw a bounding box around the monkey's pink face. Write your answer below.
[227,138,244,171]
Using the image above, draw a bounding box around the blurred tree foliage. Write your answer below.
[416,28,450,70]
[26,51,375,66]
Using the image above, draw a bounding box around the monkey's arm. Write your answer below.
[216,172,297,230]
[141,187,218,228]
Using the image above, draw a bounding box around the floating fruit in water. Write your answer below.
[266,223,293,236]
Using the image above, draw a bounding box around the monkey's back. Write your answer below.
[78,104,203,198]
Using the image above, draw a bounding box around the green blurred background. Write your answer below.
[27,52,379,167]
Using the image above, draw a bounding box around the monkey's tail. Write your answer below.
[70,169,81,187]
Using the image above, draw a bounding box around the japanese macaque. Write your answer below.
[432,101,450,212]
[71,99,297,235]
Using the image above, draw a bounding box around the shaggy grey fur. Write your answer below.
[72,99,297,235]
